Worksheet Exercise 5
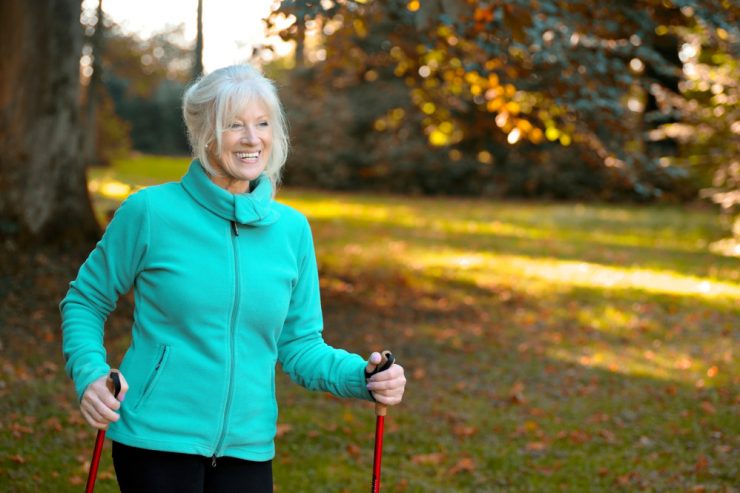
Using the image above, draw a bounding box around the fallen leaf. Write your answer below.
[453,424,477,438]
[10,454,25,464]
[99,470,115,480]
[700,401,716,415]
[11,422,34,438]
[410,453,445,465]
[509,381,526,404]
[346,443,361,458]
[525,441,548,451]
[44,416,62,432]
[276,423,292,438]
[616,472,638,487]
[68,476,84,486]
[598,429,617,443]
[695,454,710,475]
[447,457,475,475]
[568,430,590,444]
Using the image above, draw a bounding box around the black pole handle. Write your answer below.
[109,371,122,399]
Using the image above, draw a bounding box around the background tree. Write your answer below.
[101,23,193,155]
[0,0,99,245]
[271,0,738,209]
[193,0,205,79]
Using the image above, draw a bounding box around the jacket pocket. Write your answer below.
[133,344,170,411]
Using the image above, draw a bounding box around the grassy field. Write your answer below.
[1,154,738,492]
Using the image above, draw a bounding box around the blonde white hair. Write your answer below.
[182,64,289,191]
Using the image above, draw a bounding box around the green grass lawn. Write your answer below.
[2,154,738,492]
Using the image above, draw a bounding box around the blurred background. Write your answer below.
[1,1,738,492]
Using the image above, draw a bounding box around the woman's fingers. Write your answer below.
[364,352,382,374]
[366,363,406,405]
[80,372,126,429]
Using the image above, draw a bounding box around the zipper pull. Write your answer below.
[211,455,217,467]
[231,221,239,236]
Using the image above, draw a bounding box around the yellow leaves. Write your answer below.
[504,84,517,98]
[477,150,493,165]
[353,19,367,39]
[407,0,421,12]
[486,98,505,112]
[464,71,482,85]
[429,129,449,146]
[530,127,544,143]
[421,102,436,115]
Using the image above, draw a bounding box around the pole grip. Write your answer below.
[366,350,394,416]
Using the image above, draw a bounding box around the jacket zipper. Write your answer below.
[212,220,240,466]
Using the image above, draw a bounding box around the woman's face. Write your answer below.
[207,99,272,194]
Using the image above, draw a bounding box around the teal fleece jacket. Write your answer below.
[61,161,371,461]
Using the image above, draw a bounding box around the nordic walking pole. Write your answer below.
[85,371,121,493]
[368,350,395,493]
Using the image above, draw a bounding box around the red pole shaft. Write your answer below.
[85,430,106,493]
[371,415,385,493]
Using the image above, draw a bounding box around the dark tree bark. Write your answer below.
[0,0,100,246]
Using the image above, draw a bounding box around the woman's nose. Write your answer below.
[240,126,259,144]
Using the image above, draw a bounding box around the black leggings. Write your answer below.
[112,441,273,493]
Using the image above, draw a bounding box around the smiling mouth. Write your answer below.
[236,151,260,160]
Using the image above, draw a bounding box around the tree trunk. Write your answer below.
[83,0,105,166]
[0,0,100,247]
[193,0,204,78]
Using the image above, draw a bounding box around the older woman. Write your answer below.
[61,64,406,492]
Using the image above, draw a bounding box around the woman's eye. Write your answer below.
[228,122,244,130]
[258,121,270,127]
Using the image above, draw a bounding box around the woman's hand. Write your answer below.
[80,370,129,430]
[365,352,406,406]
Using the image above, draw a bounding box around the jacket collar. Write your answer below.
[181,160,280,227]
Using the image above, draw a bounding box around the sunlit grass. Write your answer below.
[408,249,740,298]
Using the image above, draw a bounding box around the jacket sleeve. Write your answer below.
[60,190,150,401]
[277,217,373,401]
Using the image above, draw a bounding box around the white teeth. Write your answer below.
[236,152,259,159]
